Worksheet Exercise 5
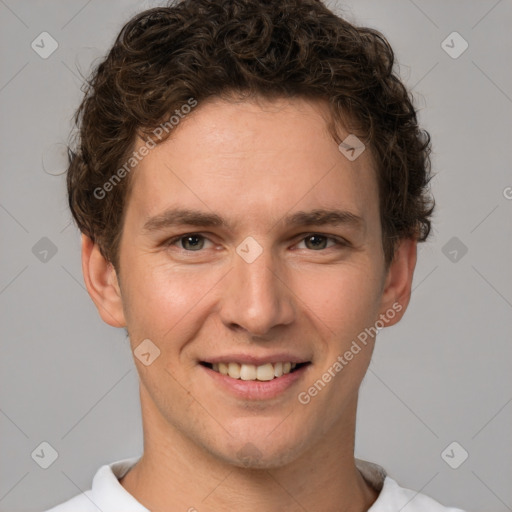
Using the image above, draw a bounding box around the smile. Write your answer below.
[201,361,309,381]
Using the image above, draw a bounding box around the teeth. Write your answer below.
[256,363,275,381]
[240,364,256,380]
[209,361,302,381]
[228,362,241,379]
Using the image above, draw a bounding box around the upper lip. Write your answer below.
[201,353,311,365]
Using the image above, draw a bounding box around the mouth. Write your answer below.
[200,361,310,381]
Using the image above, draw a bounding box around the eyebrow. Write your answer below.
[142,207,365,233]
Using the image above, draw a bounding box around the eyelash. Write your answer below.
[163,233,349,252]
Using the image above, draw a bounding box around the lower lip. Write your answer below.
[201,364,310,400]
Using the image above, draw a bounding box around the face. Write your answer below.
[89,96,413,469]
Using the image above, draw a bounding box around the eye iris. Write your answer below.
[182,235,203,250]
[305,235,327,250]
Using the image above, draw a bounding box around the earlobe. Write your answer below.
[378,238,417,327]
[81,234,126,328]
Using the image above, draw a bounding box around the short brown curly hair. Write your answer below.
[67,0,434,271]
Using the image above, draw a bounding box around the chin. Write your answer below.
[185,399,333,470]
[208,428,311,470]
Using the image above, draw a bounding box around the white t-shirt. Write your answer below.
[44,457,466,511]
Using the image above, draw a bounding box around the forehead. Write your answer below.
[126,96,380,233]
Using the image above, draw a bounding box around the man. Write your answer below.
[46,0,466,510]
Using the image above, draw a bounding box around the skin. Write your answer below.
[82,96,417,512]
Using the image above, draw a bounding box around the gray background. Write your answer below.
[0,1,511,511]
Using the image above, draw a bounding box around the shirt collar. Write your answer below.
[93,456,388,511]
[91,456,148,511]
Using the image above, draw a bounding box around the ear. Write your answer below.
[377,238,417,327]
[81,234,126,328]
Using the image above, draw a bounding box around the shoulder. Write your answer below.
[356,459,466,512]
[43,492,96,512]
[372,476,467,512]
[43,457,146,512]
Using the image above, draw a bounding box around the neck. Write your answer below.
[120,386,379,512]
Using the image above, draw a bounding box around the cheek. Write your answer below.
[295,260,383,340]
[120,257,223,341]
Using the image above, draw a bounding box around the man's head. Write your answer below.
[68,0,433,273]
[72,0,433,470]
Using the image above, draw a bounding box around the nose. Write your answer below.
[218,245,295,337]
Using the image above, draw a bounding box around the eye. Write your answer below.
[296,234,344,251]
[167,233,214,251]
